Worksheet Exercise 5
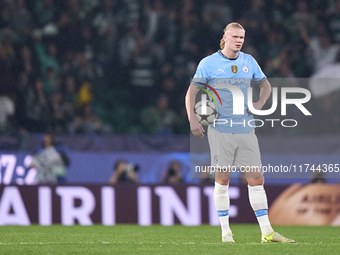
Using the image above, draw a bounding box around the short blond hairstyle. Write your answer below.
[220,22,245,50]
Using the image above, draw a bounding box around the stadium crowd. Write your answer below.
[0,0,339,136]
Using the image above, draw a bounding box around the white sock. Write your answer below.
[248,185,274,236]
[214,182,231,237]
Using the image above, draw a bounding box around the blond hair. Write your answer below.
[220,22,245,50]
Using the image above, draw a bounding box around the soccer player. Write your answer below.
[185,22,295,243]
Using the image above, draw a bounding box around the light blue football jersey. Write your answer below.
[192,50,267,134]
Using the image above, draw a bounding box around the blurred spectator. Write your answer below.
[0,3,10,29]
[203,0,233,35]
[93,0,119,73]
[119,23,142,66]
[72,103,103,134]
[109,160,139,184]
[95,21,117,73]
[34,0,57,27]
[50,91,67,134]
[241,0,267,48]
[34,35,60,87]
[162,161,183,184]
[141,94,178,135]
[18,45,39,89]
[123,0,142,28]
[70,52,102,82]
[310,33,339,72]
[9,0,34,43]
[44,67,60,94]
[267,0,293,24]
[176,107,190,134]
[142,0,167,62]
[299,21,339,72]
[328,0,340,43]
[0,30,17,93]
[80,25,95,61]
[24,78,53,133]
[293,0,316,37]
[177,14,199,54]
[65,0,86,25]
[55,12,74,54]
[277,62,296,78]
[62,75,77,126]
[29,133,69,184]
[129,36,158,108]
[159,77,178,110]
[92,0,116,37]
[264,31,285,60]
[76,81,92,108]
[0,92,15,133]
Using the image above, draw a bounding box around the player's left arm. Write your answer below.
[248,79,271,113]
[248,55,272,113]
[255,79,272,110]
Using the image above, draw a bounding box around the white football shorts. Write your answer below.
[207,126,261,169]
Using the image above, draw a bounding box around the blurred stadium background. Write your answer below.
[0,0,340,228]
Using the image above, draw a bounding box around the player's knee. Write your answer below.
[215,178,230,185]
[247,177,264,186]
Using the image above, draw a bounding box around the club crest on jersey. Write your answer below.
[214,155,218,163]
[231,65,238,74]
[243,65,249,73]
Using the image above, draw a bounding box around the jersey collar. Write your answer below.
[218,50,240,60]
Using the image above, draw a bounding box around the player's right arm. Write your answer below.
[185,84,205,138]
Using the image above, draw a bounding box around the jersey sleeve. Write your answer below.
[250,56,267,84]
[191,58,210,88]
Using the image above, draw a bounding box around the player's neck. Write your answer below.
[221,48,239,59]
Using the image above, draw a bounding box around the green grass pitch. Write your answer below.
[0,224,339,254]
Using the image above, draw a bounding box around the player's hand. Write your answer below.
[190,117,205,138]
[247,101,265,115]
